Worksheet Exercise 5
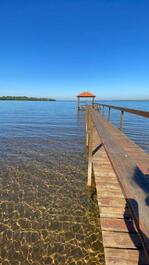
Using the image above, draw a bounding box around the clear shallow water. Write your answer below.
[0,100,148,265]
[0,101,104,265]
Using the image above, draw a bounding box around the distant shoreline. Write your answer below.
[97,99,149,102]
[0,96,56,101]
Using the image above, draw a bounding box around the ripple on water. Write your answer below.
[0,137,105,265]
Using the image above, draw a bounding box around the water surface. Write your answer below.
[0,101,104,265]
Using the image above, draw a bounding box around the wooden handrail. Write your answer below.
[94,103,149,118]
[93,103,149,131]
[87,106,149,260]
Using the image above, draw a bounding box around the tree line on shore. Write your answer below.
[0,96,56,101]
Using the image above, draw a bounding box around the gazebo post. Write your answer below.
[77,97,80,110]
[92,97,95,106]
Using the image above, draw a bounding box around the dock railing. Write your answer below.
[86,105,149,262]
[93,103,149,130]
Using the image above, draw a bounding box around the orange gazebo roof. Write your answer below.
[77,91,96,97]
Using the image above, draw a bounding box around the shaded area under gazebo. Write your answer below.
[77,91,96,110]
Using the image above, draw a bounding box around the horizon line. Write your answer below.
[0,95,149,101]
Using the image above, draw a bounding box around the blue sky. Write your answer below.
[0,0,149,99]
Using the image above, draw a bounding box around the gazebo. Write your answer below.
[77,91,96,110]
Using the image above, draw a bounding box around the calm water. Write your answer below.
[0,100,148,265]
[0,101,104,265]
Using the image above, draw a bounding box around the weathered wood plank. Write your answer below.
[100,218,136,232]
[95,178,119,184]
[98,197,126,207]
[104,248,148,265]
[93,167,116,174]
[97,190,125,198]
[93,163,114,170]
[102,231,143,249]
[108,123,149,175]
[100,206,130,219]
[95,180,119,186]
[94,171,118,179]
[95,175,119,183]
[96,183,121,190]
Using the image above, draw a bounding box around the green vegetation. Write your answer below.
[0,96,56,101]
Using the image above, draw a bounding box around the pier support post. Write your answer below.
[86,107,89,147]
[87,116,93,187]
[108,107,111,122]
[120,110,124,130]
[77,97,80,110]
[92,97,95,107]
[99,104,101,113]
[102,106,105,118]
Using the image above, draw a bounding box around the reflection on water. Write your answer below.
[0,101,104,265]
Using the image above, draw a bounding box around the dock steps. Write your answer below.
[93,145,148,265]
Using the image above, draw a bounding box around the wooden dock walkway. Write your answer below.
[85,105,149,265]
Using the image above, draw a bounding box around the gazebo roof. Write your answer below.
[77,91,96,97]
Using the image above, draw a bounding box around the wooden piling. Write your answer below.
[120,110,124,130]
[87,113,93,187]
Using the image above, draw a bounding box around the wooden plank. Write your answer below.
[102,231,143,249]
[96,183,124,196]
[97,187,123,194]
[100,218,136,232]
[93,160,115,167]
[104,248,148,265]
[97,190,125,198]
[93,163,114,170]
[99,197,126,207]
[94,171,118,179]
[95,176,119,186]
[108,123,149,175]
[96,182,122,190]
[95,175,119,183]
[93,166,117,174]
[100,206,131,219]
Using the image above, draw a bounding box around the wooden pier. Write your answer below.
[85,105,149,265]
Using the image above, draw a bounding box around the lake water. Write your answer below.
[0,100,148,265]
